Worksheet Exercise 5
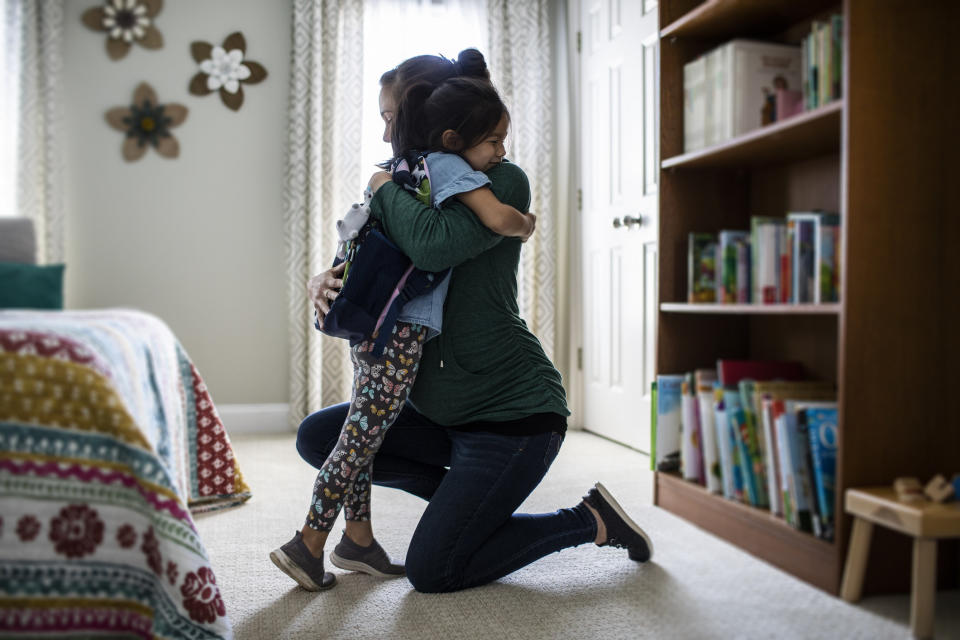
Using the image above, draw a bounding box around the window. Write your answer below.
[0,2,20,218]
[359,0,487,192]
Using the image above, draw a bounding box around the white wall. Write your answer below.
[61,0,291,405]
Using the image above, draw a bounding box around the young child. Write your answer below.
[270,50,535,591]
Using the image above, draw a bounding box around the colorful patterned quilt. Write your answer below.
[0,309,251,639]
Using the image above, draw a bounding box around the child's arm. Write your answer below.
[456,187,536,241]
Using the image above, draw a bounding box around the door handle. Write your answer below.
[612,215,643,229]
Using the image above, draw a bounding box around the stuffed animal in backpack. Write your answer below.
[336,189,373,259]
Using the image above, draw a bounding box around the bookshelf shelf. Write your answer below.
[661,101,842,170]
[656,472,838,592]
[660,0,840,40]
[655,0,956,596]
[660,303,841,314]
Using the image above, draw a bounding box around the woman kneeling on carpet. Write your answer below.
[291,52,654,593]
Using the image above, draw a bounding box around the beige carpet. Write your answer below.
[195,431,960,640]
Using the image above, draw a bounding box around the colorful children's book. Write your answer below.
[696,369,721,493]
[713,386,736,500]
[716,359,805,389]
[815,216,841,303]
[654,375,684,472]
[688,232,718,302]
[725,390,761,505]
[737,379,768,508]
[751,216,786,304]
[735,237,751,303]
[680,373,703,483]
[802,403,838,540]
[650,380,658,471]
[788,213,817,303]
[781,400,818,533]
[751,381,836,514]
[718,230,749,303]
[772,400,798,526]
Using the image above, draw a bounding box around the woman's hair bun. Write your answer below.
[455,48,490,80]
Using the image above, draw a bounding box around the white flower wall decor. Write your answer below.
[189,32,267,111]
[82,0,164,61]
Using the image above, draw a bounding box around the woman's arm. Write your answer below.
[456,187,536,241]
[368,161,532,272]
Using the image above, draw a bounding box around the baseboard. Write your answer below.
[217,403,291,435]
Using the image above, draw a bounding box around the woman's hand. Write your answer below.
[307,262,346,323]
[520,212,537,243]
[368,171,392,194]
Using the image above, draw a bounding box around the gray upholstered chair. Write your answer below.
[0,218,37,264]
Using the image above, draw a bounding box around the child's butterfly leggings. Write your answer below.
[305,321,427,532]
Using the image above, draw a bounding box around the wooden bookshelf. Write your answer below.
[661,100,842,169]
[661,303,841,315]
[655,0,959,596]
[660,0,840,40]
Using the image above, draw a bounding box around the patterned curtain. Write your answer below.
[7,0,65,262]
[283,0,364,427]
[486,0,560,362]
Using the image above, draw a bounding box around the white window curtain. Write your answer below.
[487,0,569,370]
[2,0,65,261]
[283,0,365,424]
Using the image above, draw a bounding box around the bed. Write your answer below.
[0,220,251,639]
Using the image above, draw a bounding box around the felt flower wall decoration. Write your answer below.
[105,83,187,162]
[189,32,267,111]
[82,0,164,61]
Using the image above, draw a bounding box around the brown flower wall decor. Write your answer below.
[82,0,164,61]
[105,83,187,162]
[189,32,267,111]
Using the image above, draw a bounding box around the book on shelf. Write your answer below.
[686,213,840,306]
[803,15,844,110]
[688,233,718,302]
[801,403,838,541]
[653,375,683,473]
[713,385,738,500]
[716,359,805,389]
[726,388,764,507]
[753,381,837,516]
[696,369,721,494]
[684,55,707,152]
[680,373,704,483]
[718,230,749,303]
[683,39,802,153]
[751,217,786,304]
[787,211,841,303]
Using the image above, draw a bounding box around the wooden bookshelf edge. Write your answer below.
[661,100,843,170]
[660,0,840,41]
[660,303,842,314]
[656,472,838,593]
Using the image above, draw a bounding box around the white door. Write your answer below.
[579,0,659,451]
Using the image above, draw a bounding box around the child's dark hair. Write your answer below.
[389,49,503,156]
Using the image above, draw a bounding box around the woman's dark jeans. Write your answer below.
[296,402,597,593]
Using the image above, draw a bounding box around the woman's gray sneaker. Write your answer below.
[583,482,654,562]
[269,531,336,591]
[329,532,405,578]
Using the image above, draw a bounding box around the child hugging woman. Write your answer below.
[270,49,536,591]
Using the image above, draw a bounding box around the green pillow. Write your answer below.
[0,262,65,309]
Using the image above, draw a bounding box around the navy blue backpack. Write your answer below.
[316,223,447,357]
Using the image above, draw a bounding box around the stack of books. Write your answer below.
[802,14,844,110]
[687,211,841,305]
[652,361,838,540]
[682,18,844,153]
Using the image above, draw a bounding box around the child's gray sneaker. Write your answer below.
[329,532,405,578]
[269,531,336,591]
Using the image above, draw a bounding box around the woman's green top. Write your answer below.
[369,160,569,426]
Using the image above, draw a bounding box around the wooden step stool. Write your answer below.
[841,487,960,639]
